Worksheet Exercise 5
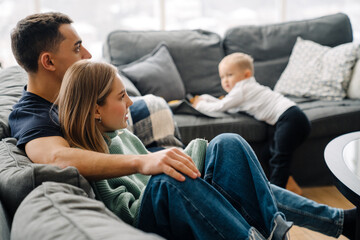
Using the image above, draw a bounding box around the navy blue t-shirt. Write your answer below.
[9,86,62,150]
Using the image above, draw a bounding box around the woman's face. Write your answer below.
[96,75,133,132]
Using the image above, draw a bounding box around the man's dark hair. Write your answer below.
[11,12,73,73]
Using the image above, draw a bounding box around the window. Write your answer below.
[1,0,359,68]
[164,0,278,35]
[286,0,360,40]
[0,0,34,68]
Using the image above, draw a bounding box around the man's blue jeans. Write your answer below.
[136,133,292,240]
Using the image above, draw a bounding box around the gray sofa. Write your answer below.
[103,12,360,187]
[0,12,359,240]
[0,48,163,240]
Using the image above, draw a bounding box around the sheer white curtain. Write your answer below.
[0,0,359,68]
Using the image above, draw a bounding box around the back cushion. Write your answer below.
[223,13,353,89]
[103,29,226,97]
[0,66,27,140]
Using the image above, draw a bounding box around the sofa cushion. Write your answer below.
[11,182,163,240]
[274,37,359,100]
[0,138,95,218]
[174,113,268,145]
[119,73,142,97]
[223,13,353,89]
[121,43,186,101]
[295,98,360,138]
[103,29,225,97]
[0,66,27,140]
[174,97,360,145]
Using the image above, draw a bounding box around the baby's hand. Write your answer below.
[191,95,202,107]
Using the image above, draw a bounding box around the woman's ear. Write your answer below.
[39,52,56,71]
[94,104,101,121]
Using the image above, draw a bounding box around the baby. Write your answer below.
[193,52,311,191]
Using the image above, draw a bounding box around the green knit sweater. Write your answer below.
[92,129,207,226]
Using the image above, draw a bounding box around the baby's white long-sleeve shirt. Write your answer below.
[195,77,295,125]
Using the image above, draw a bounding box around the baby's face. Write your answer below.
[219,62,250,93]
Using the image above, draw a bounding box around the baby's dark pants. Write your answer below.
[267,106,311,188]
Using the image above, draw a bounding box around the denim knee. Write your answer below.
[208,133,246,149]
[148,173,182,187]
[147,173,199,193]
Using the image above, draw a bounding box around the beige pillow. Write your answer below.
[347,60,360,99]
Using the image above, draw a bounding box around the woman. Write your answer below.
[56,60,291,240]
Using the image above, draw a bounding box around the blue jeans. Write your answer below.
[136,133,292,240]
[271,184,343,238]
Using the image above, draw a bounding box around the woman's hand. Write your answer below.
[135,148,201,182]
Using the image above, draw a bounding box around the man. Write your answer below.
[9,12,355,239]
[10,12,199,182]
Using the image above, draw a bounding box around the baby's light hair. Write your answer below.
[220,52,254,74]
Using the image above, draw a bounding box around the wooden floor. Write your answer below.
[289,185,355,240]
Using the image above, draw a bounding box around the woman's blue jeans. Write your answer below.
[136,133,292,240]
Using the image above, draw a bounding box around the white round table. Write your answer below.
[325,131,360,239]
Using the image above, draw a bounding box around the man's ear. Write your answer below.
[39,52,56,71]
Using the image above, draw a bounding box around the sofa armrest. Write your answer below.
[0,138,95,218]
[0,198,10,240]
[11,182,163,240]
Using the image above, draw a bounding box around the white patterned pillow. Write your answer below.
[274,37,359,100]
[347,60,360,99]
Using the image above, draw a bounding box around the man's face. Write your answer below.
[51,24,92,80]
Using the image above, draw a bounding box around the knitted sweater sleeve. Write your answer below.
[183,138,208,174]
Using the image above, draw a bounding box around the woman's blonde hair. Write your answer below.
[56,60,118,153]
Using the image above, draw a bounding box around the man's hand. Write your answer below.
[135,147,201,182]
